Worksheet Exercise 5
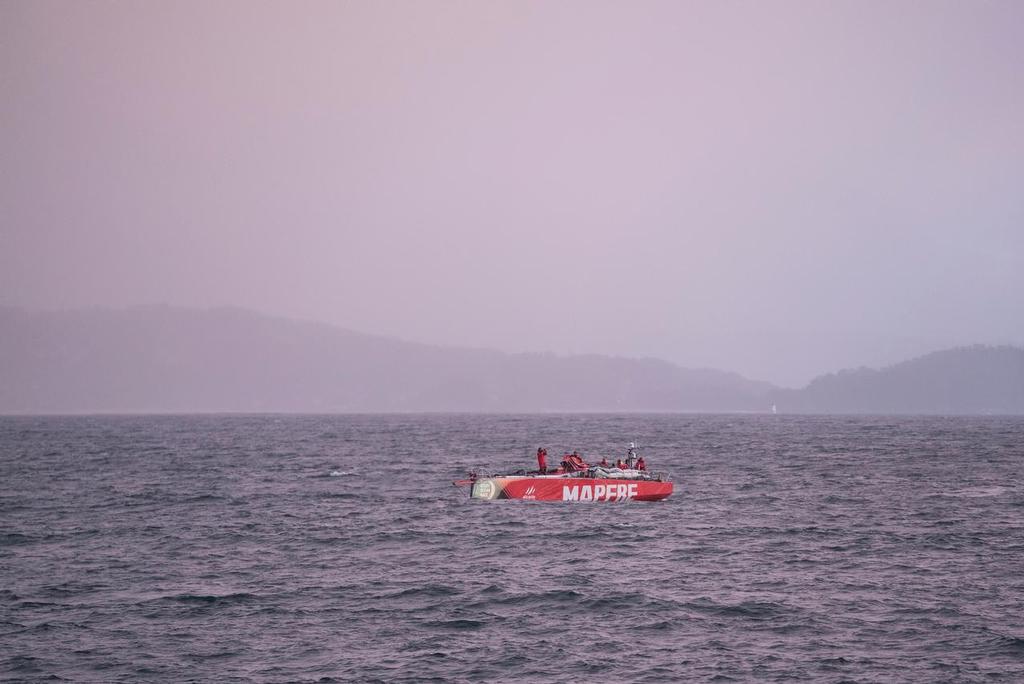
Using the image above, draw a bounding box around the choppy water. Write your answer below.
[2,414,1023,682]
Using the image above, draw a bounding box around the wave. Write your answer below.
[155,592,259,606]
[458,589,592,614]
[636,620,674,631]
[380,585,462,599]
[0,532,35,546]
[423,618,486,630]
[1,655,48,674]
[685,597,792,619]
[580,594,680,612]
[483,589,583,607]
[981,630,1024,655]
[314,491,357,500]
[181,494,226,504]
[947,486,1007,498]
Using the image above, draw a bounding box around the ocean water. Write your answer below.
[2,413,1023,682]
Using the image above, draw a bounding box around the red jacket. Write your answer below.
[537,449,547,471]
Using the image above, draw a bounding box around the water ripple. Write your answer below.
[2,414,1023,681]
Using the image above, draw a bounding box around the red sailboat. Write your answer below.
[454,444,673,502]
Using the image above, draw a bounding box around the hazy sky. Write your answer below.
[3,1,1022,386]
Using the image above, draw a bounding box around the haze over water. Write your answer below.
[3,414,1023,682]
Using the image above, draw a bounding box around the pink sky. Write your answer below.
[2,1,1022,385]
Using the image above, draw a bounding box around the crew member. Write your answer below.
[616,458,626,469]
[599,457,609,467]
[636,456,646,471]
[537,447,548,474]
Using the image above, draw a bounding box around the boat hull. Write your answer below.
[469,476,672,502]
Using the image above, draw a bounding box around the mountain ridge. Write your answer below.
[772,344,1024,414]
[0,305,773,413]
[1,305,1021,414]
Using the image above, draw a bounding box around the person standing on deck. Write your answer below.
[537,448,548,474]
[636,456,647,471]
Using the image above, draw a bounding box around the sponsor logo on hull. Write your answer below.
[470,477,670,502]
[472,480,497,500]
[562,483,639,502]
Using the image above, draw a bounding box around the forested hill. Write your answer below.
[3,307,1020,414]
[0,306,773,413]
[773,346,1024,414]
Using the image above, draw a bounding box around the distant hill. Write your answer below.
[0,306,774,413]
[773,346,1024,414]
[4,307,1021,414]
